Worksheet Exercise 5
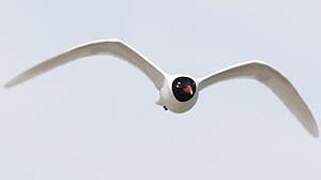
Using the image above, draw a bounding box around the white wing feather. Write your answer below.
[198,60,319,137]
[5,39,166,89]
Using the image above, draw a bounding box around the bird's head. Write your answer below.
[172,76,197,102]
[157,75,199,113]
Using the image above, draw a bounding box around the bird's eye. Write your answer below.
[176,81,182,88]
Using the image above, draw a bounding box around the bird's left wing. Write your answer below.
[5,39,166,89]
[197,60,319,137]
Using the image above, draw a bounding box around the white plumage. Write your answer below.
[5,39,319,137]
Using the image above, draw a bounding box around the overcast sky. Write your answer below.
[1,0,321,179]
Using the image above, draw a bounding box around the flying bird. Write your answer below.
[5,39,319,137]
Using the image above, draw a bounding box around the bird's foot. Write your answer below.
[163,106,168,111]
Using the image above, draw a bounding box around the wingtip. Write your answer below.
[311,117,319,138]
[306,120,319,138]
[3,77,20,89]
[4,81,15,89]
[311,127,319,138]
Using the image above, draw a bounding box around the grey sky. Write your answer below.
[1,0,321,179]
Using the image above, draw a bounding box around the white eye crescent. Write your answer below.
[176,81,182,88]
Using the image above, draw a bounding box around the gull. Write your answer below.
[5,39,319,137]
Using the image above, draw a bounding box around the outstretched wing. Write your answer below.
[5,39,166,89]
[198,60,319,137]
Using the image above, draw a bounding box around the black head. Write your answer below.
[172,76,197,102]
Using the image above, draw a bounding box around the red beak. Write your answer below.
[183,85,194,95]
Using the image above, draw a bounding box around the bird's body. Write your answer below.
[5,39,319,137]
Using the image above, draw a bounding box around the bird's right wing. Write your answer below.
[5,39,167,90]
[198,60,319,137]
